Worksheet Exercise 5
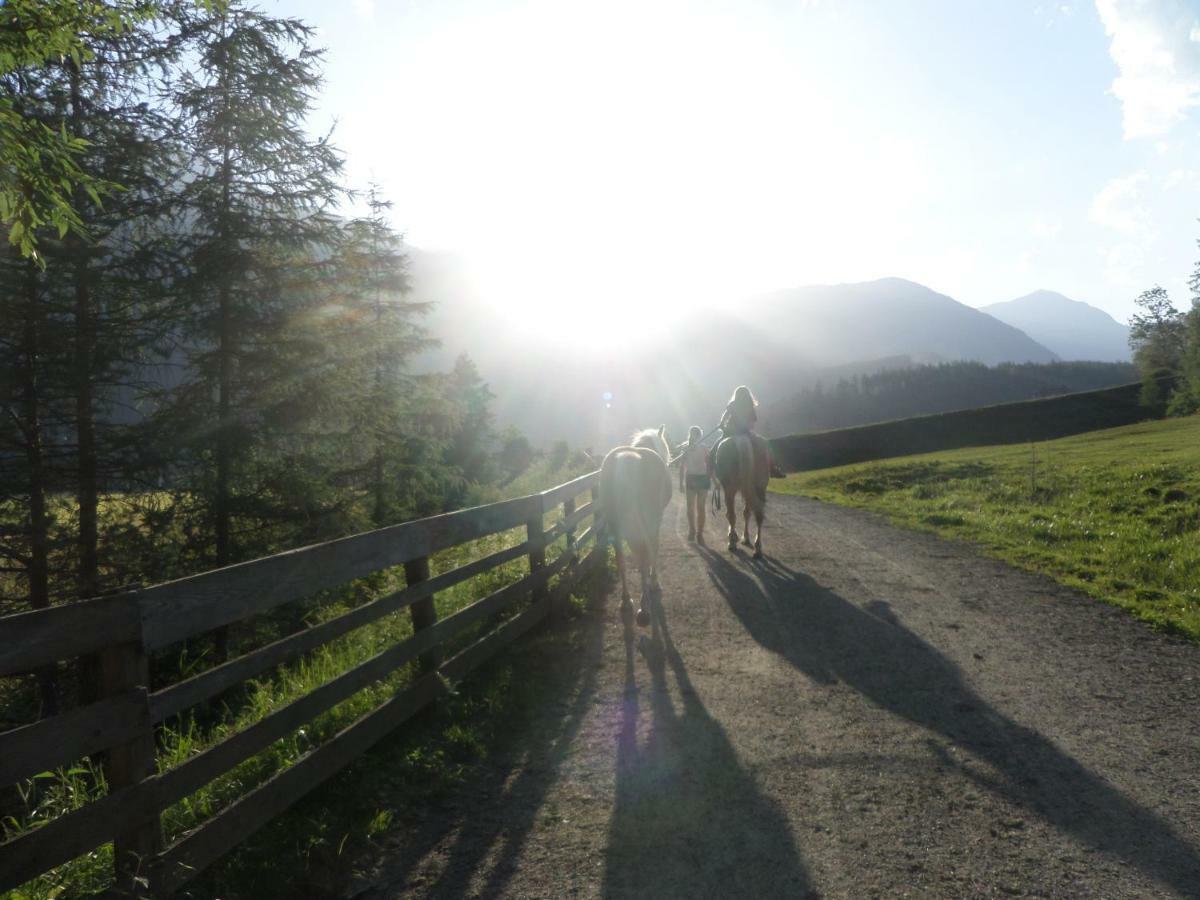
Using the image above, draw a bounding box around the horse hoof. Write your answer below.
[621,597,633,610]
[636,608,651,627]
[753,548,763,560]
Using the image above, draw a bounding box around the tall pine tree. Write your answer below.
[332,184,438,526]
[165,1,345,571]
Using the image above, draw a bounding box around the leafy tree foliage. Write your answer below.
[1171,251,1200,416]
[498,427,535,483]
[0,0,521,677]
[441,353,497,505]
[330,184,438,526]
[1129,286,1184,373]
[0,0,149,260]
[1127,286,1192,414]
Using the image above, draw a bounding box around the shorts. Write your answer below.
[685,474,711,492]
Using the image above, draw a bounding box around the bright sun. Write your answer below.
[379,0,931,342]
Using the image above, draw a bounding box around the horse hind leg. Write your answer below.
[753,506,764,559]
[635,544,652,627]
[647,531,661,591]
[725,488,739,551]
[614,540,633,614]
[742,499,752,546]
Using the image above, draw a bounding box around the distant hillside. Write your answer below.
[760,360,1139,436]
[980,290,1130,362]
[769,377,1159,473]
[749,278,1058,367]
[403,264,1063,448]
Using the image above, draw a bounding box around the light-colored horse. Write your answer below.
[598,426,672,627]
[714,431,770,558]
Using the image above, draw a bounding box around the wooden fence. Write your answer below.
[0,471,604,897]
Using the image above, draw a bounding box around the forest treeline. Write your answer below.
[0,1,570,712]
[767,360,1138,433]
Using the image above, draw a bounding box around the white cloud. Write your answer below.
[353,0,375,19]
[1103,241,1148,287]
[1089,170,1152,235]
[1163,167,1200,188]
[1030,216,1064,239]
[1095,0,1200,138]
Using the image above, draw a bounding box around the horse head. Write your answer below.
[633,426,670,464]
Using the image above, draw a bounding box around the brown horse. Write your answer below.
[713,431,770,558]
[598,426,672,627]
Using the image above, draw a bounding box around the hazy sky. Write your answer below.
[283,0,1200,327]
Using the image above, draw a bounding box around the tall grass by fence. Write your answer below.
[0,471,603,897]
[769,379,1163,473]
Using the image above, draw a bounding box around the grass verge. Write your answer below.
[771,415,1200,641]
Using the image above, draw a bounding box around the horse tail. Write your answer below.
[735,434,766,516]
[609,451,643,544]
[734,434,751,503]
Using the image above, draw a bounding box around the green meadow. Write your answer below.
[772,415,1200,641]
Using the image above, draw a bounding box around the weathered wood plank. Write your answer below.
[154,669,445,894]
[565,499,593,530]
[575,524,597,549]
[139,494,540,650]
[0,775,152,893]
[544,501,594,544]
[148,540,529,722]
[0,473,596,896]
[155,571,561,894]
[404,557,438,674]
[0,594,140,677]
[527,493,549,610]
[153,564,556,811]
[538,471,598,507]
[98,641,161,894]
[0,689,148,786]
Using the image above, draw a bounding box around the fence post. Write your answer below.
[526,496,548,608]
[98,637,162,897]
[404,556,439,674]
[562,496,576,563]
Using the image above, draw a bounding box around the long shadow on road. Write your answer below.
[354,596,609,900]
[700,548,1200,896]
[603,590,816,898]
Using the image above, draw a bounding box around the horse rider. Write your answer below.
[720,385,759,438]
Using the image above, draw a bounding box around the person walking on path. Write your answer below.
[679,425,712,543]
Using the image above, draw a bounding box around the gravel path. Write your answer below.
[351,493,1200,899]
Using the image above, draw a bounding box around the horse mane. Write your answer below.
[630,428,659,449]
[631,427,670,462]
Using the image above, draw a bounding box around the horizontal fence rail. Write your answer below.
[0,471,604,897]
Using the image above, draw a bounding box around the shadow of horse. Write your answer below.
[604,587,816,898]
[699,548,1200,896]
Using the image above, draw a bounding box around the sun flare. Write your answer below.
[374,0,938,342]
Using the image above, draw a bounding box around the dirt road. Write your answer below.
[350,493,1200,899]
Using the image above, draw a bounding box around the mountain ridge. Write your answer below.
[980,290,1130,362]
[403,263,1067,445]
